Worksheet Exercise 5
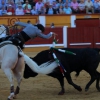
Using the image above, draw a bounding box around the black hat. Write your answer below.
[34,24,45,32]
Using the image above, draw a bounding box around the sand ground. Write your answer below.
[0,52,100,100]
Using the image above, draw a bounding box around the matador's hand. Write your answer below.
[52,32,58,39]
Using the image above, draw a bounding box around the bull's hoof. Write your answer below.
[96,86,100,92]
[23,75,29,79]
[77,86,82,92]
[13,95,17,99]
[97,88,100,92]
[58,91,65,95]
[7,98,11,100]
[85,88,88,92]
[98,89,100,92]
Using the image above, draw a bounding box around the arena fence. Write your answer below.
[9,26,100,49]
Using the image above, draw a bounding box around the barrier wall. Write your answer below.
[75,18,100,27]
[25,27,63,45]
[75,14,100,19]
[45,15,71,27]
[0,15,71,27]
[0,15,39,26]
[67,27,100,48]
[0,14,100,27]
[1,15,100,52]
[9,27,63,45]
[9,26,100,52]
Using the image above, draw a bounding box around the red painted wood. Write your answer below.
[9,27,63,45]
[26,27,63,44]
[9,26,100,49]
[67,27,94,48]
[75,18,100,27]
[25,27,63,45]
[93,27,100,48]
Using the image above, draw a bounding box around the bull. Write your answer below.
[23,48,100,95]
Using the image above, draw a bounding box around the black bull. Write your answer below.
[23,48,100,95]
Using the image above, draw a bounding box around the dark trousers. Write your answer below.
[8,31,31,49]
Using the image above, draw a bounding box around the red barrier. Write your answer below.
[9,26,100,48]
[75,18,100,27]
[25,27,63,45]
[93,27,100,48]
[9,27,63,45]
[67,27,100,48]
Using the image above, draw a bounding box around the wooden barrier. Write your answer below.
[45,15,71,27]
[25,27,63,45]
[0,15,71,27]
[9,26,100,52]
[9,27,63,45]
[0,14,100,27]
[0,15,38,26]
[1,15,100,52]
[75,18,100,27]
[67,27,100,48]
[75,14,100,19]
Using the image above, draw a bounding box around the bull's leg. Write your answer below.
[85,75,95,91]
[57,77,65,95]
[48,68,65,95]
[96,71,100,91]
[2,68,15,100]
[85,71,99,91]
[65,73,82,91]
[85,71,97,91]
[12,57,25,99]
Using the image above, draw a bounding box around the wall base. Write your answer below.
[23,46,64,52]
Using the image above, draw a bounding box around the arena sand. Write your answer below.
[0,52,100,100]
